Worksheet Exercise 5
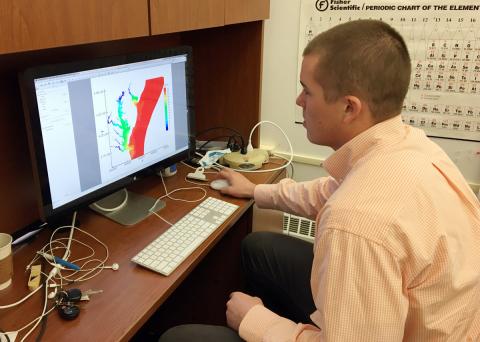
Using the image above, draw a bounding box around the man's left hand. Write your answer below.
[226,291,263,331]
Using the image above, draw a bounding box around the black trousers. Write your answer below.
[241,231,316,324]
[159,231,316,341]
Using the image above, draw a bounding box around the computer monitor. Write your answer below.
[19,46,195,225]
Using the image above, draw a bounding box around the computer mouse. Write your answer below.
[210,179,230,190]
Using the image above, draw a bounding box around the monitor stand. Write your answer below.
[89,188,165,226]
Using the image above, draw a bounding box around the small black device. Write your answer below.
[55,288,84,320]
[55,288,86,321]
[57,304,80,320]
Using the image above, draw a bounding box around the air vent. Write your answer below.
[282,213,315,242]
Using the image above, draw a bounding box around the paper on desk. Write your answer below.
[198,148,231,168]
[1,331,18,342]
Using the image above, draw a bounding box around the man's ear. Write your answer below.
[342,95,362,124]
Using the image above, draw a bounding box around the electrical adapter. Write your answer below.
[187,171,207,181]
[28,265,42,291]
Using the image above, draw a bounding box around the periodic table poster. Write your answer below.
[297,0,480,142]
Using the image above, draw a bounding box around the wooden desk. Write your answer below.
[0,163,284,341]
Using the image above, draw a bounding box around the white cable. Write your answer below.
[148,172,207,225]
[241,120,294,173]
[184,178,211,187]
[26,213,110,286]
[166,187,207,202]
[0,213,76,310]
[90,188,128,212]
[206,120,294,174]
[48,213,76,264]
[150,212,173,226]
[272,153,295,178]
[46,225,110,283]
[0,284,43,309]
[5,272,57,341]
[3,211,112,340]
[19,277,52,342]
[181,160,197,170]
[149,172,207,209]
[53,238,94,265]
[2,260,57,334]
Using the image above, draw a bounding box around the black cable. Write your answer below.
[35,260,48,342]
[199,134,246,154]
[197,135,236,152]
[196,126,243,138]
[196,127,246,153]
[227,135,243,152]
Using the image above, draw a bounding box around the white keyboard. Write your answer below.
[132,197,239,276]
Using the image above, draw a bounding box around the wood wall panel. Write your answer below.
[0,0,149,54]
[225,0,270,25]
[181,22,264,146]
[150,0,224,35]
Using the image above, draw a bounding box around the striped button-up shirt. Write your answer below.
[240,115,480,341]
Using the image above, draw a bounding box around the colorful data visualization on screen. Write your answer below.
[91,64,176,181]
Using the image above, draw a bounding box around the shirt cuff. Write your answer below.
[254,184,278,208]
[239,305,282,342]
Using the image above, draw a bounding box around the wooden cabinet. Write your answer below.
[225,0,270,25]
[150,0,225,35]
[0,0,270,54]
[0,0,149,54]
[150,0,270,35]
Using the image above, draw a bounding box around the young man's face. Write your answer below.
[296,54,346,150]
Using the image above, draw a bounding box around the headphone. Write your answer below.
[101,263,120,271]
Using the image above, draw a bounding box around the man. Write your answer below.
[161,19,480,341]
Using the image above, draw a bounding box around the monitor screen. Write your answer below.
[20,46,195,221]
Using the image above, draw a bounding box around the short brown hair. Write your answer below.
[303,20,411,121]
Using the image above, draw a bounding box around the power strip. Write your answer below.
[221,149,269,170]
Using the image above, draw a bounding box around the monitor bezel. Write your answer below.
[19,46,196,221]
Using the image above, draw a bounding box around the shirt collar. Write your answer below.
[324,115,407,182]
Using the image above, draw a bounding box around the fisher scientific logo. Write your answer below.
[316,0,363,11]
[316,0,329,11]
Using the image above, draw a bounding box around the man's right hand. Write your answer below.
[216,168,256,199]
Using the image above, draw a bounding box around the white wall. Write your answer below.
[260,0,480,187]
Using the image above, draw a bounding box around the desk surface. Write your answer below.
[0,163,284,341]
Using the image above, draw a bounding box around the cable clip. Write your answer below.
[187,167,207,181]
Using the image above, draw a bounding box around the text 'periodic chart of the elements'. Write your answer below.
[297,0,480,142]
